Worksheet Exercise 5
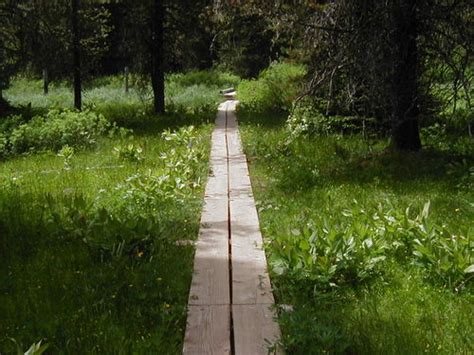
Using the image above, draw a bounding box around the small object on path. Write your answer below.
[219,87,236,99]
[183,99,281,354]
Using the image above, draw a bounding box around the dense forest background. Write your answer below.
[1,0,472,149]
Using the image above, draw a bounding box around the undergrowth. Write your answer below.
[0,71,218,353]
[239,110,473,354]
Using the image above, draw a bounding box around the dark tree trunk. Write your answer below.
[72,0,82,110]
[43,69,49,95]
[0,91,6,114]
[392,0,421,151]
[151,0,165,114]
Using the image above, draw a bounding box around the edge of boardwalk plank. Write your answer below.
[227,102,281,350]
[232,304,282,355]
[184,100,281,354]
[227,106,276,306]
[183,305,231,355]
[183,101,231,352]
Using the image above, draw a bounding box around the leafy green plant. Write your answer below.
[57,145,75,170]
[269,200,473,293]
[113,142,144,162]
[237,62,306,113]
[9,339,49,355]
[8,109,109,154]
[269,209,388,292]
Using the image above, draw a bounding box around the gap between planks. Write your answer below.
[183,100,281,355]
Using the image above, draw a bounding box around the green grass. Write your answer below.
[239,109,474,354]
[4,70,239,128]
[0,122,213,353]
[0,74,220,353]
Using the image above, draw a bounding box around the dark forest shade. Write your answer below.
[72,0,82,110]
[151,0,165,114]
[392,0,421,151]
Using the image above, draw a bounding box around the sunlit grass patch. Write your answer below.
[0,72,220,353]
[239,110,474,354]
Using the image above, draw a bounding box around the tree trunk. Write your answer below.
[151,0,165,114]
[392,0,421,151]
[43,69,49,95]
[0,90,5,114]
[72,0,82,110]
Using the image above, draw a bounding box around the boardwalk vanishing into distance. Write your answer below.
[183,99,281,355]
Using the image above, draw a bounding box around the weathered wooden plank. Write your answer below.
[184,102,231,353]
[227,105,275,305]
[185,99,281,354]
[188,222,229,305]
[232,304,281,355]
[183,305,232,355]
[188,108,229,305]
[230,195,275,305]
[189,196,229,305]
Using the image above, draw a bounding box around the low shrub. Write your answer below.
[268,201,473,294]
[287,98,379,138]
[168,70,240,88]
[237,62,306,113]
[8,109,109,154]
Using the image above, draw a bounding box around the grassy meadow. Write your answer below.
[237,104,473,353]
[0,71,238,353]
[1,62,472,354]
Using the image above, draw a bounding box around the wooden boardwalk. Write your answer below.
[183,100,281,354]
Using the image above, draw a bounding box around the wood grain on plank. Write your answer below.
[184,101,231,353]
[183,305,231,355]
[185,99,281,354]
[232,304,281,355]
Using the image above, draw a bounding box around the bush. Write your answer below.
[237,62,306,113]
[167,70,240,89]
[287,98,379,138]
[8,109,109,154]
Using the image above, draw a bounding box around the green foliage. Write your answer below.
[4,71,235,127]
[237,62,306,113]
[168,70,240,88]
[287,98,379,138]
[239,110,474,353]
[421,123,474,156]
[213,7,274,78]
[7,109,109,154]
[57,145,75,170]
[113,142,144,163]
[166,84,219,118]
[0,118,212,353]
[270,201,472,293]
[9,339,49,355]
[0,133,7,158]
[166,71,240,119]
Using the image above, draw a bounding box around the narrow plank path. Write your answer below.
[183,100,281,354]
